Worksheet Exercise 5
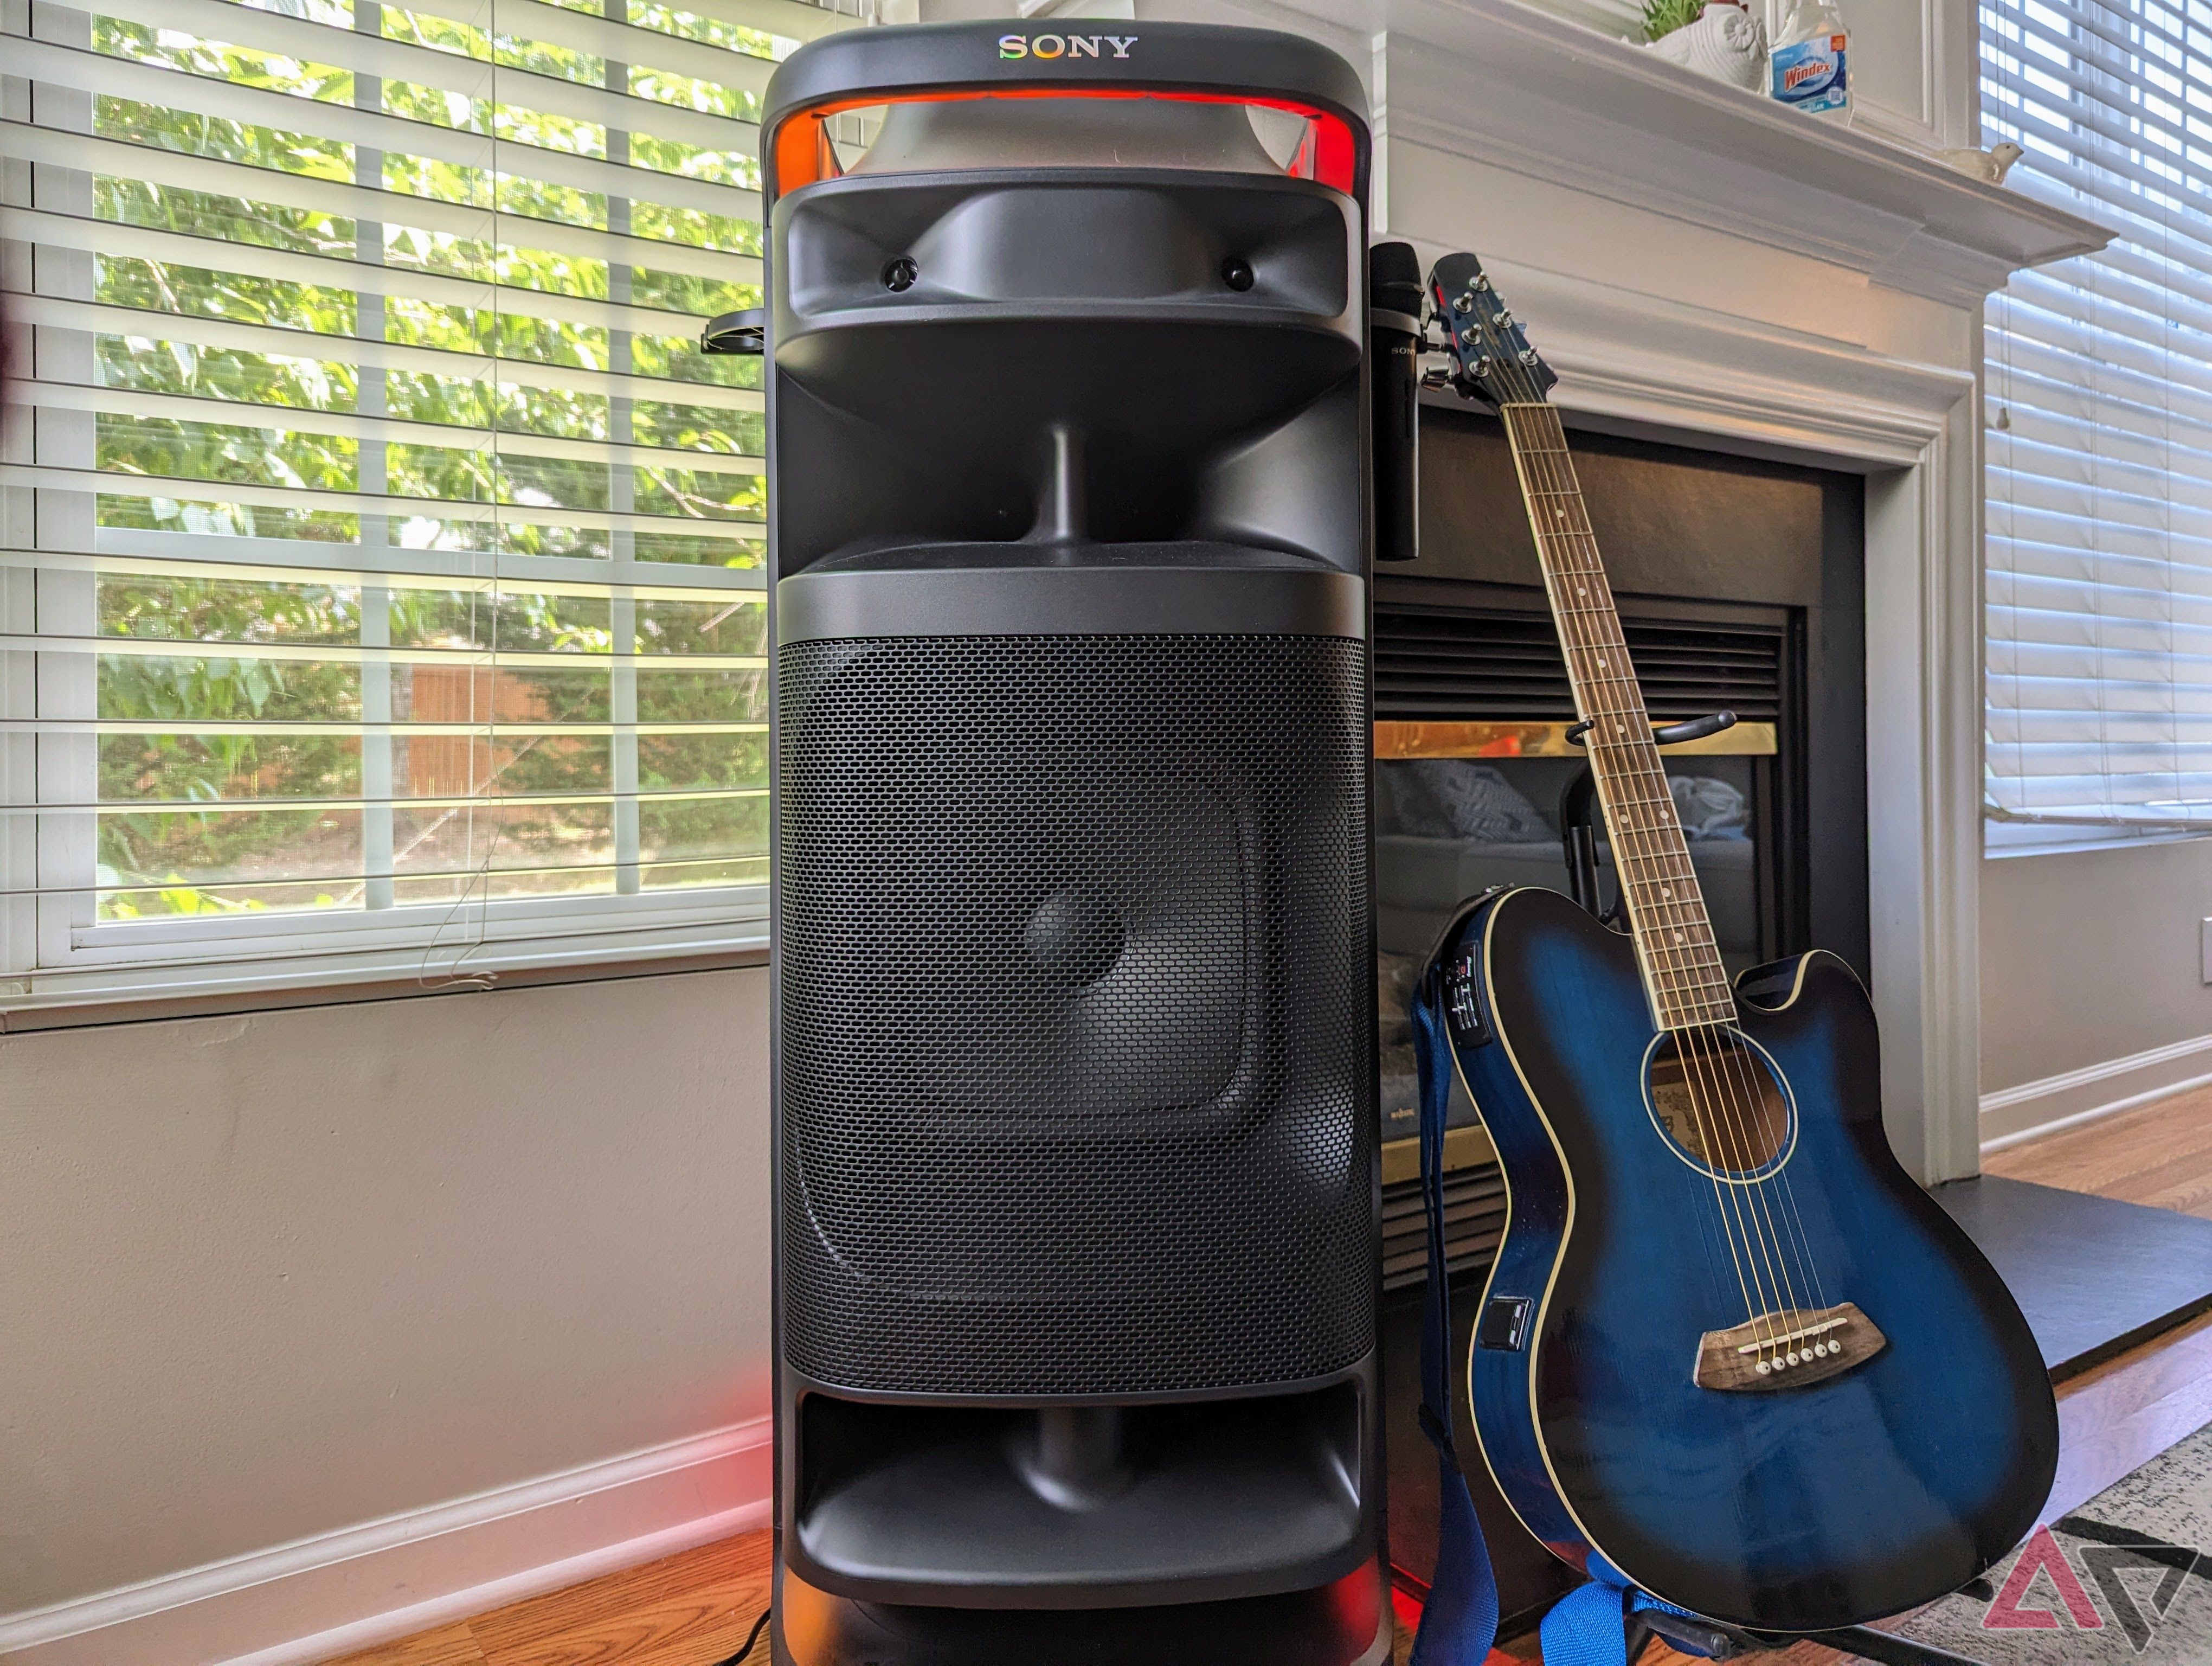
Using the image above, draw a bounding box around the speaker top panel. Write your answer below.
[757,22,1374,592]
[762,22,1370,211]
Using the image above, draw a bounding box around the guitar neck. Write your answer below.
[1500,402,1737,1031]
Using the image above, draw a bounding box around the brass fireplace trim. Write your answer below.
[1374,720,1778,760]
[1379,1124,1496,1186]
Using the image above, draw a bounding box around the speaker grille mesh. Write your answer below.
[777,633,1375,1396]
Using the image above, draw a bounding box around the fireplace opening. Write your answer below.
[1373,600,1801,1150]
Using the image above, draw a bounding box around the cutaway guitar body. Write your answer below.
[1447,890,2056,1629]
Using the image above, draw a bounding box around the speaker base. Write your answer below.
[770,1556,1392,1666]
[787,1372,1372,1607]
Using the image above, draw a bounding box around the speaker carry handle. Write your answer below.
[702,307,767,355]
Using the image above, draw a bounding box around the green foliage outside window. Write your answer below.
[67,2,776,922]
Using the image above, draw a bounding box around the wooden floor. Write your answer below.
[327,1533,769,1666]
[1983,1080,2212,1220]
[1977,1081,2212,1527]
[332,1090,2212,1666]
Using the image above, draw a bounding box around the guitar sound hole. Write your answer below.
[1647,1030,1791,1178]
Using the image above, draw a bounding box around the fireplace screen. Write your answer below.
[1372,603,1792,1151]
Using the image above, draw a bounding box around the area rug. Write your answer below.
[1894,1420,2212,1664]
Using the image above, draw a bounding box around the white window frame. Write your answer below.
[0,0,831,1008]
[1980,0,2212,851]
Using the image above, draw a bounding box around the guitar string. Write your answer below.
[1502,413,1776,1355]
[1509,419,1804,1359]
[1499,399,1814,1297]
[1503,396,1819,1361]
[1497,398,1796,1351]
[1504,395,1828,1350]
[1508,404,1821,1350]
[1532,545,1805,1361]
[1692,1018,1829,1342]
[1479,349,1776,1305]
[1499,399,1793,1361]
[1702,959,1832,1319]
[1696,1020,1820,1314]
[1493,397,1769,1336]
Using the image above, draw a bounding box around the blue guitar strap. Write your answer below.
[1539,1568,1710,1665]
[1406,958,1500,1666]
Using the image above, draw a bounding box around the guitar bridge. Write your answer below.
[1693,1302,1885,1392]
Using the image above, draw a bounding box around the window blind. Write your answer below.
[0,0,850,1003]
[1983,0,2212,834]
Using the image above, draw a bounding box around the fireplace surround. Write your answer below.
[1186,0,2117,1627]
[1169,0,2111,1190]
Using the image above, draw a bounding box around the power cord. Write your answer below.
[711,1607,771,1666]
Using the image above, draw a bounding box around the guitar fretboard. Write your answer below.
[1500,402,1737,1031]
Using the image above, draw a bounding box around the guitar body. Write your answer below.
[1450,886,2057,1632]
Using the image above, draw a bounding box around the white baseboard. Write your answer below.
[0,1417,773,1666]
[1980,1030,2212,1152]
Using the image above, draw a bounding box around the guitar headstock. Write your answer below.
[1426,251,1558,411]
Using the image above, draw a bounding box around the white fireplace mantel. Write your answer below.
[1279,0,2110,306]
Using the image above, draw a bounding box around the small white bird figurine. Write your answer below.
[1939,142,2024,183]
[1647,0,1769,93]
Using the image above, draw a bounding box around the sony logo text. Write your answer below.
[998,33,1137,59]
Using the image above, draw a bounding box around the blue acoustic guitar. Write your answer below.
[1422,252,2057,1631]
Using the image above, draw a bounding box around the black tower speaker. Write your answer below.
[758,24,1385,1664]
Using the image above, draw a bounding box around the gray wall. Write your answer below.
[1982,842,2211,1093]
[0,967,770,1614]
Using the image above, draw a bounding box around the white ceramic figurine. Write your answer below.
[1648,0,1770,93]
[1939,141,2025,183]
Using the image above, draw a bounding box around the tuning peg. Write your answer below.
[1475,275,1493,292]
[1519,347,1541,366]
[1454,291,1476,314]
[1420,366,1455,389]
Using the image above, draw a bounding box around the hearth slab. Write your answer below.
[1934,1174,2212,1380]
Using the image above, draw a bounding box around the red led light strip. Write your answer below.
[768,88,1360,201]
